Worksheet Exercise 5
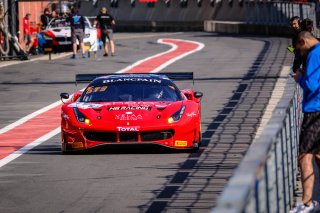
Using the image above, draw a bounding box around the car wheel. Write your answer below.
[191,132,202,153]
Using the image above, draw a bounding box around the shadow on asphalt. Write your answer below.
[139,37,290,212]
[26,143,195,155]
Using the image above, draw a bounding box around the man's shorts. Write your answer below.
[101,29,114,43]
[24,35,32,43]
[72,29,84,43]
[299,112,320,154]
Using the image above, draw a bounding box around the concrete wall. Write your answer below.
[79,0,317,34]
[79,0,218,31]
[80,0,218,21]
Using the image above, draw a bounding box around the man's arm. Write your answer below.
[111,15,115,25]
[298,53,320,93]
[81,16,85,31]
[23,18,29,35]
[93,15,99,28]
[293,52,303,73]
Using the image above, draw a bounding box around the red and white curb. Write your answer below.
[0,38,204,168]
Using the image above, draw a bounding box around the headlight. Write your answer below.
[73,107,90,125]
[168,105,185,123]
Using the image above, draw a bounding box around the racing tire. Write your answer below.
[190,132,202,153]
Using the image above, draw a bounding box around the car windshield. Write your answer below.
[48,18,70,28]
[80,78,183,102]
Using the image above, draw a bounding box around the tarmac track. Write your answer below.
[0,32,292,213]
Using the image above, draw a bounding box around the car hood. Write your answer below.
[69,101,184,129]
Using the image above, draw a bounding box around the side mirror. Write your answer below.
[194,91,203,99]
[60,92,69,104]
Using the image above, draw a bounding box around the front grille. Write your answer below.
[84,130,174,143]
[141,131,174,141]
[119,133,138,142]
[84,131,117,142]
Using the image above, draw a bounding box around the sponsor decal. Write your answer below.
[186,112,197,118]
[108,105,151,111]
[175,140,188,147]
[103,78,161,84]
[61,112,70,120]
[115,112,143,121]
[71,142,84,149]
[116,126,140,132]
[85,86,107,94]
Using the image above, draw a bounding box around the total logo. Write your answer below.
[116,126,140,132]
[115,112,143,121]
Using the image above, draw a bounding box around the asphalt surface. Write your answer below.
[0,32,294,213]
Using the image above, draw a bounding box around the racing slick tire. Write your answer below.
[191,132,202,153]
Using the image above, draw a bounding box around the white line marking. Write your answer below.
[151,39,205,73]
[117,38,204,73]
[116,39,178,73]
[0,38,205,168]
[0,100,61,135]
[0,53,72,68]
[253,65,291,140]
[0,33,182,69]
[0,128,60,168]
[116,32,183,41]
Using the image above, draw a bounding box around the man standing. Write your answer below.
[40,8,51,30]
[289,16,302,73]
[94,7,116,57]
[301,18,314,34]
[68,7,86,59]
[23,13,33,53]
[290,31,320,213]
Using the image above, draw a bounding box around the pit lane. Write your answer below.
[0,32,292,212]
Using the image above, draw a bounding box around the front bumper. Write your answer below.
[61,126,197,152]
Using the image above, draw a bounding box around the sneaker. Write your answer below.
[70,54,76,59]
[289,201,320,213]
[111,53,115,57]
[82,54,87,59]
[103,53,108,57]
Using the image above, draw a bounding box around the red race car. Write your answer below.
[60,73,203,153]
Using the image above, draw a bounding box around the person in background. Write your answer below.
[94,7,116,57]
[67,7,86,59]
[51,10,58,20]
[40,8,51,30]
[23,13,33,53]
[289,16,303,73]
[290,31,320,213]
[29,22,39,55]
[301,18,314,33]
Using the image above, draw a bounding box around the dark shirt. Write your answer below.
[96,13,114,30]
[40,14,51,29]
[292,31,303,73]
[68,13,85,31]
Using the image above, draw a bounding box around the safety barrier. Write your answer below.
[205,1,320,37]
[212,78,303,212]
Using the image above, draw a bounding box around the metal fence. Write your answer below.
[212,78,303,213]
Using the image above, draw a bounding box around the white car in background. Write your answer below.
[38,16,98,53]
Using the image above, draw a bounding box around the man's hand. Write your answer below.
[294,68,304,82]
